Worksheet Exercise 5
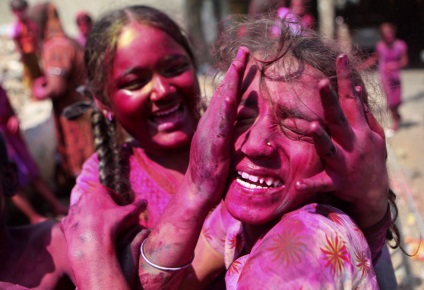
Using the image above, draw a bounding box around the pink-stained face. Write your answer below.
[291,0,306,16]
[77,19,92,37]
[108,23,200,151]
[12,8,27,21]
[224,60,326,225]
[380,24,396,44]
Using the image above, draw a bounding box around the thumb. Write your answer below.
[295,172,335,193]
[119,198,148,225]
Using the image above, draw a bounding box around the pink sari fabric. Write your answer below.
[70,143,172,228]
[376,39,407,108]
[204,203,378,289]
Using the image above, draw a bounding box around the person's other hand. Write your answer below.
[61,183,147,259]
[295,54,388,228]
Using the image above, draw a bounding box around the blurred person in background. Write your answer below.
[75,11,93,48]
[31,2,94,187]
[9,0,43,90]
[362,22,408,136]
[0,84,68,223]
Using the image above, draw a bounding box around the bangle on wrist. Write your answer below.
[140,239,194,271]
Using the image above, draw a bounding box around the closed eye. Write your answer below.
[280,118,313,143]
[235,106,257,128]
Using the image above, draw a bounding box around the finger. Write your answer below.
[362,98,385,139]
[336,54,355,101]
[295,171,335,193]
[208,46,249,110]
[118,199,148,227]
[336,54,368,128]
[319,79,354,147]
[309,121,345,168]
[309,121,336,159]
[59,220,66,234]
[201,47,249,149]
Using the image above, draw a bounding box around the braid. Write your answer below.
[91,110,115,190]
[91,110,134,205]
[115,142,134,204]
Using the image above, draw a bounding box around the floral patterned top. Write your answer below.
[203,203,378,289]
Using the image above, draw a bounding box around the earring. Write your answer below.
[266,141,272,147]
[106,112,114,122]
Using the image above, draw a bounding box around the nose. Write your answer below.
[150,74,175,102]
[239,117,276,158]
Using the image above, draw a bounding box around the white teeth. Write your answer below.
[265,178,274,187]
[248,175,259,183]
[154,104,179,116]
[237,171,283,189]
[236,178,266,189]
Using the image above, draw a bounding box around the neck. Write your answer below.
[143,145,191,174]
[135,144,191,195]
[242,221,277,253]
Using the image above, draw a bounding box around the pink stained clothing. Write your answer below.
[376,39,407,108]
[9,19,38,55]
[9,19,43,87]
[74,34,87,48]
[0,85,39,186]
[203,203,378,289]
[70,143,173,228]
[41,36,94,177]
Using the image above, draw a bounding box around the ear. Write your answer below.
[2,162,19,197]
[94,99,115,120]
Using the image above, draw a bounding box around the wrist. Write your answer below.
[68,233,116,261]
[177,174,221,213]
[348,187,389,229]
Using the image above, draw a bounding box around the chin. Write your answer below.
[224,194,282,225]
[152,132,192,150]
[223,178,290,225]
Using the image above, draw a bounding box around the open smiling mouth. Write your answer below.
[236,171,284,189]
[150,103,183,124]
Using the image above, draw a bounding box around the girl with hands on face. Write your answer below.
[203,16,397,288]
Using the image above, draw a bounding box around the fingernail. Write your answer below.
[295,181,307,191]
[339,54,348,66]
[312,122,323,136]
[320,79,331,94]
[237,47,245,58]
